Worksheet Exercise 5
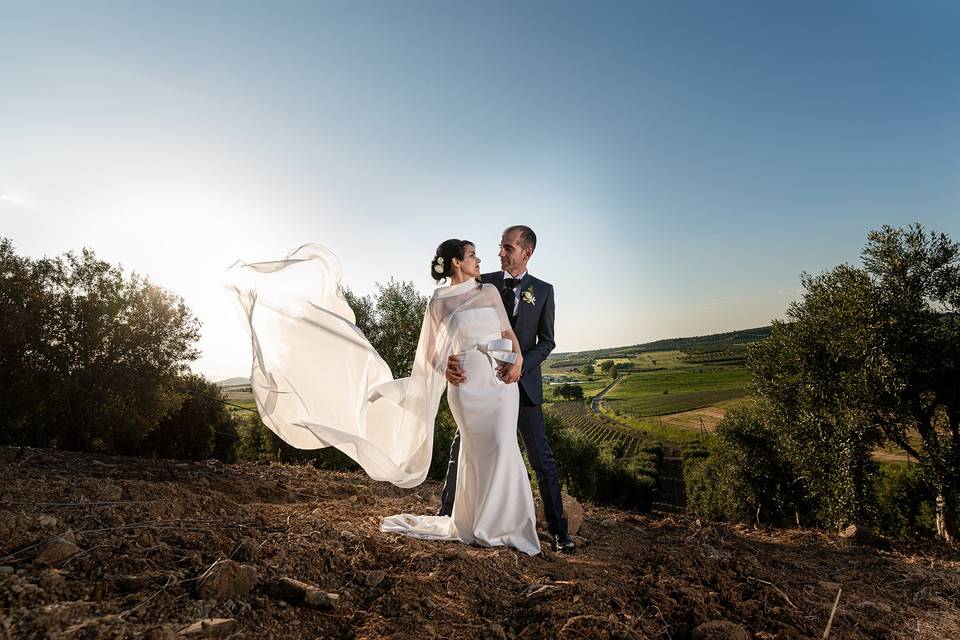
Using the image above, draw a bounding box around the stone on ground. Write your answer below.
[535,492,584,535]
[180,618,237,637]
[363,569,386,587]
[35,536,80,564]
[273,577,340,609]
[691,620,752,640]
[196,560,257,600]
[840,523,884,547]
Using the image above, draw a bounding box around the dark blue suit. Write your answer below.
[437,271,567,536]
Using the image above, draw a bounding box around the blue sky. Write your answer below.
[1,1,958,379]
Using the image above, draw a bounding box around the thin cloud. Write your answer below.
[0,191,30,207]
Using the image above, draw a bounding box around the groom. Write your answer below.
[437,225,575,554]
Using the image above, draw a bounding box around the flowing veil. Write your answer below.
[226,244,450,488]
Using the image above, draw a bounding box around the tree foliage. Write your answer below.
[554,383,584,401]
[0,238,201,453]
[546,414,656,511]
[748,265,882,528]
[342,279,428,378]
[747,224,960,540]
[140,373,235,461]
[685,403,813,526]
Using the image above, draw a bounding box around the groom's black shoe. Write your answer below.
[552,531,576,554]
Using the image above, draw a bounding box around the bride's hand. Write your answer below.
[500,357,522,384]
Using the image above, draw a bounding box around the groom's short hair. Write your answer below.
[505,225,537,252]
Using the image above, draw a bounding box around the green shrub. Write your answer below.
[233,414,278,462]
[591,450,656,510]
[545,413,655,510]
[553,383,584,401]
[684,453,725,520]
[427,396,457,481]
[639,442,665,459]
[874,464,936,539]
[555,429,601,501]
[600,439,629,459]
[682,446,709,463]
[212,417,239,464]
[140,374,233,461]
[684,405,811,526]
[630,452,658,479]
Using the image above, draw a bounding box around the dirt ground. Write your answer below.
[659,407,728,432]
[1,447,958,639]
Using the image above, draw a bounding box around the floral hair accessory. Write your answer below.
[433,256,444,274]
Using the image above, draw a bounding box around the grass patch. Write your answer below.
[604,368,751,417]
[627,350,690,371]
[598,406,709,445]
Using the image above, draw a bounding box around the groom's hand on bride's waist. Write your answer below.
[445,354,466,386]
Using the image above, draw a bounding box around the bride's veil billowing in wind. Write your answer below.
[225,244,452,488]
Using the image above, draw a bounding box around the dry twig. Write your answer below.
[747,575,797,609]
[822,587,842,639]
[118,575,176,619]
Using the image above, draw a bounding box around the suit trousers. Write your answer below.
[438,386,567,536]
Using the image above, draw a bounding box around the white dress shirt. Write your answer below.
[502,270,527,317]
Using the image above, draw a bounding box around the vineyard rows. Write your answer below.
[547,401,657,460]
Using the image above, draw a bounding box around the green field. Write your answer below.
[628,350,689,370]
[602,367,752,417]
[544,349,694,376]
[597,409,709,445]
[541,329,764,439]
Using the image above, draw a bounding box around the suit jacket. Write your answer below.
[480,271,556,405]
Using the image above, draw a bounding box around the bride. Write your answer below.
[227,239,541,555]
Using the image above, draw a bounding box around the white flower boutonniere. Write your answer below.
[522,286,536,305]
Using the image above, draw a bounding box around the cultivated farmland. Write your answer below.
[545,401,659,460]
[602,367,752,417]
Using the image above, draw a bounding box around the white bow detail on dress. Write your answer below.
[476,338,517,365]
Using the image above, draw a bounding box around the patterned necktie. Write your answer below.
[502,278,520,319]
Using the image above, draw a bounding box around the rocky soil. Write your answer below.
[1,447,958,639]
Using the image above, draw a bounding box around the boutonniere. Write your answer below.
[522,286,536,305]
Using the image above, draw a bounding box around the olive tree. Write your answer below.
[861,224,960,541]
[750,224,960,541]
[342,278,427,377]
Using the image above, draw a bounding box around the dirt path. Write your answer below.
[2,447,958,639]
[589,375,622,414]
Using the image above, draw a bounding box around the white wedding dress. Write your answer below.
[226,245,540,556]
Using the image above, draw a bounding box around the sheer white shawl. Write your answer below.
[226,244,511,489]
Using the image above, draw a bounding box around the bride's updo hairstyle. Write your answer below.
[430,239,474,283]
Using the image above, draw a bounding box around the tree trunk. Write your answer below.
[935,493,958,544]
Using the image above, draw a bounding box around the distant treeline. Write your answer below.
[548,326,772,369]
